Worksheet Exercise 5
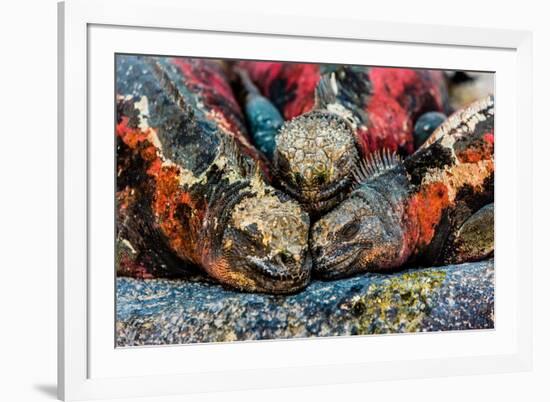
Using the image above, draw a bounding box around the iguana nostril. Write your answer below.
[279,252,291,265]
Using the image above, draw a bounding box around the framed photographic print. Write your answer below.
[58,0,533,400]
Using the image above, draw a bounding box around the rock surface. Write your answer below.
[116,259,494,346]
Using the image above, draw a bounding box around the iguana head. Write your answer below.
[204,156,312,294]
[310,152,407,279]
[220,189,311,293]
[310,188,406,279]
[273,111,359,213]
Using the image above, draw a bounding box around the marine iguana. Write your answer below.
[236,61,448,213]
[310,96,494,279]
[413,111,447,149]
[234,67,284,159]
[116,55,311,293]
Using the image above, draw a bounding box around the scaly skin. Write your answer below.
[237,62,448,213]
[235,68,284,159]
[274,110,359,213]
[413,111,447,148]
[311,96,494,279]
[116,55,311,294]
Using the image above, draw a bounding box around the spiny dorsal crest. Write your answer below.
[420,95,494,150]
[314,72,338,109]
[220,134,246,172]
[220,135,264,183]
[149,59,195,118]
[351,148,402,187]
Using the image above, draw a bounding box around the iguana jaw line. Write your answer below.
[314,247,361,279]
[209,181,312,294]
[243,253,312,294]
[211,239,312,294]
[277,174,353,213]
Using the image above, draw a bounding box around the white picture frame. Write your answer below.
[58,0,533,400]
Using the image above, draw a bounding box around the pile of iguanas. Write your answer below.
[116,55,494,294]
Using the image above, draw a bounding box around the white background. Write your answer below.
[0,0,547,401]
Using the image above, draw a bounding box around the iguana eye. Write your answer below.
[279,251,292,264]
[239,224,260,245]
[293,172,303,185]
[340,222,360,240]
[315,172,327,185]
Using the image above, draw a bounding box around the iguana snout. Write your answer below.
[311,188,405,279]
[210,187,312,294]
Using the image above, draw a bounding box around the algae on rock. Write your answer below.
[116,259,494,346]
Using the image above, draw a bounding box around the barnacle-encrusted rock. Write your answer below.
[116,259,494,346]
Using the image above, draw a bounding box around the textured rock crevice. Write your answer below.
[116,259,494,347]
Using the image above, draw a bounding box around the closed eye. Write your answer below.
[238,226,260,246]
[339,222,360,240]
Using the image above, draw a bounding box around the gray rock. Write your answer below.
[116,259,494,346]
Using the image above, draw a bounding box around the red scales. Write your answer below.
[236,61,448,213]
[237,61,448,157]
